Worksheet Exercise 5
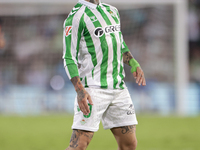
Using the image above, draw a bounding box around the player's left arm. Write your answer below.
[123,51,146,86]
[116,6,146,86]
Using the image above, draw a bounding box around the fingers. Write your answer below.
[77,90,92,116]
[134,67,146,86]
[78,100,89,116]
[142,76,146,86]
[87,94,93,105]
[133,72,137,79]
[78,99,89,116]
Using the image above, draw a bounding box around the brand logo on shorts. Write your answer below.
[65,26,72,37]
[94,24,120,37]
[127,104,135,115]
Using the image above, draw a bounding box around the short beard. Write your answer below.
[89,0,99,5]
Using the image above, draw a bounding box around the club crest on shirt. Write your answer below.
[65,26,72,37]
[109,10,116,17]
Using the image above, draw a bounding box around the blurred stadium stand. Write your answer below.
[0,0,199,116]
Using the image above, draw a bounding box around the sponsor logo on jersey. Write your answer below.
[94,24,120,37]
[127,104,135,115]
[94,27,104,37]
[65,26,72,37]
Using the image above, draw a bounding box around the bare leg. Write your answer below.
[66,129,94,150]
[111,125,137,150]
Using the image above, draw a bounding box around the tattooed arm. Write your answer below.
[123,51,134,66]
[123,51,146,86]
[71,76,93,115]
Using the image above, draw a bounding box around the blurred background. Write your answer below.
[1,1,200,150]
[0,0,199,116]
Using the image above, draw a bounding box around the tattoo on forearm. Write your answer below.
[71,76,88,103]
[71,77,85,102]
[77,89,86,103]
[123,51,133,65]
[69,130,94,148]
[120,125,136,134]
[71,76,81,91]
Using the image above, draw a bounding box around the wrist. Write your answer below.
[129,58,140,73]
[71,76,84,92]
[75,85,84,93]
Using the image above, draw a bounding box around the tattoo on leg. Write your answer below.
[69,130,79,148]
[83,131,94,140]
[69,130,94,148]
[120,125,136,134]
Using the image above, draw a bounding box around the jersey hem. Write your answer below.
[84,85,127,90]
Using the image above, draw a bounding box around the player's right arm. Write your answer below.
[63,10,93,116]
[71,76,93,116]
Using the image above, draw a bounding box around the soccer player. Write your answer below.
[63,0,146,150]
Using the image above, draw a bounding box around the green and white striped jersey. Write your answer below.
[63,0,130,89]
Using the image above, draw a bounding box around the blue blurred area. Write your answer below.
[0,84,76,115]
[0,81,199,116]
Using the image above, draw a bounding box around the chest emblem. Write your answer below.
[109,10,116,17]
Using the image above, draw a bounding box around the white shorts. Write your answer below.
[71,87,138,132]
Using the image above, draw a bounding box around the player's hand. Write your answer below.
[133,67,146,86]
[77,88,93,116]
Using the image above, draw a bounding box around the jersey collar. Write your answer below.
[78,0,102,9]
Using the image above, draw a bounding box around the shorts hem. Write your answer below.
[72,126,98,132]
[103,121,138,130]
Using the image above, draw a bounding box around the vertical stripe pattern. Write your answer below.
[63,1,130,89]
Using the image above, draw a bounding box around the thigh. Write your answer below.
[111,125,137,149]
[72,88,112,132]
[102,88,138,130]
[67,129,94,150]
